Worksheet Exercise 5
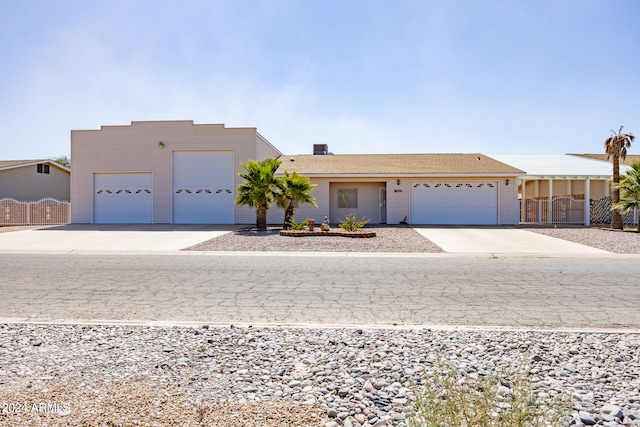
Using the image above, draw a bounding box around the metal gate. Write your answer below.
[0,198,70,226]
[522,196,585,225]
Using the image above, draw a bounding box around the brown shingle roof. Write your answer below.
[571,154,640,165]
[0,160,70,173]
[276,153,524,175]
[0,160,48,169]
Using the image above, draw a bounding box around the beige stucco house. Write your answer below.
[269,152,524,225]
[71,121,524,225]
[0,160,70,201]
[75,120,632,226]
[70,121,281,224]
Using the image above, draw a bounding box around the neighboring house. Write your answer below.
[269,150,524,225]
[70,121,281,224]
[491,155,632,225]
[0,159,70,201]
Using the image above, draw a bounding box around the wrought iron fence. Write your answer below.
[522,195,637,226]
[522,196,585,225]
[0,198,70,226]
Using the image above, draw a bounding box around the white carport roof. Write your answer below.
[489,155,630,180]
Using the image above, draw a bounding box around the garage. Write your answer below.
[410,181,498,224]
[172,151,234,224]
[94,173,153,224]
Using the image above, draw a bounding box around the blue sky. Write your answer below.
[2,0,639,159]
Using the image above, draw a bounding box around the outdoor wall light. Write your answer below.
[158,141,165,149]
[397,179,401,186]
[506,179,509,186]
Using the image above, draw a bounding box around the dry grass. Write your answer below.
[0,380,326,426]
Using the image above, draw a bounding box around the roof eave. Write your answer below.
[277,172,523,178]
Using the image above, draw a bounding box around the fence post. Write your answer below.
[538,201,542,225]
[584,179,590,226]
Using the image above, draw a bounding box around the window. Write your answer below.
[338,188,357,208]
[36,164,50,174]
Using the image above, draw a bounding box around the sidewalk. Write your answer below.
[0,224,235,253]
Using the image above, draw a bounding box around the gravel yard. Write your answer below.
[2,324,639,427]
[185,226,444,253]
[524,226,640,254]
[185,225,640,254]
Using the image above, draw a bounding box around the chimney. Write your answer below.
[313,144,328,155]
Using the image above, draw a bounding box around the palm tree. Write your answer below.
[276,171,318,229]
[235,158,282,231]
[605,126,635,229]
[613,160,640,232]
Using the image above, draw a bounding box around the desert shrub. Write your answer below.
[406,354,571,427]
[338,213,370,231]
[286,217,309,230]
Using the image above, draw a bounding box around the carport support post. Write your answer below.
[520,179,526,223]
[584,178,590,226]
[548,179,553,224]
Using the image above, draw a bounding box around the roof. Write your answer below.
[277,153,524,176]
[570,153,640,165]
[490,155,629,179]
[0,159,70,172]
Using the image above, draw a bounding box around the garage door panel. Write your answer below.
[173,151,234,224]
[94,173,152,224]
[411,181,497,225]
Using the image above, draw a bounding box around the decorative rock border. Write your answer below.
[279,229,376,238]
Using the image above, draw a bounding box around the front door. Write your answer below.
[379,187,387,224]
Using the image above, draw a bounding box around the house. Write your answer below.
[269,151,524,225]
[77,120,635,226]
[69,120,524,226]
[0,159,70,201]
[70,121,281,224]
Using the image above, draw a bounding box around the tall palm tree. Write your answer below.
[613,160,640,232]
[235,158,282,231]
[605,126,635,229]
[276,171,318,229]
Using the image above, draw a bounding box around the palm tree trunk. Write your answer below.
[611,157,623,230]
[256,203,268,231]
[283,203,295,229]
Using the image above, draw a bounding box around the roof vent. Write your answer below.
[313,144,328,155]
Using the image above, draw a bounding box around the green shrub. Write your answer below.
[406,354,571,427]
[286,217,309,230]
[338,213,370,231]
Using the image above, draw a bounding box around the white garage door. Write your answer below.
[172,151,234,224]
[410,181,498,225]
[94,173,153,224]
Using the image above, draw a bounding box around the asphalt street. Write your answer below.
[1,253,638,330]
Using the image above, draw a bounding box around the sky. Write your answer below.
[1,0,639,160]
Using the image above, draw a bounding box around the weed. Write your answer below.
[406,354,571,427]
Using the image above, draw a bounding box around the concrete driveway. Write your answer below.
[0,224,235,253]
[413,226,610,254]
[0,224,611,255]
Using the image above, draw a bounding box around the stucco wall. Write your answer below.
[71,121,276,224]
[498,178,519,225]
[268,176,519,226]
[329,181,385,225]
[0,164,70,201]
[522,179,610,200]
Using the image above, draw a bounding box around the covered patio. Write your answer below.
[491,155,630,226]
